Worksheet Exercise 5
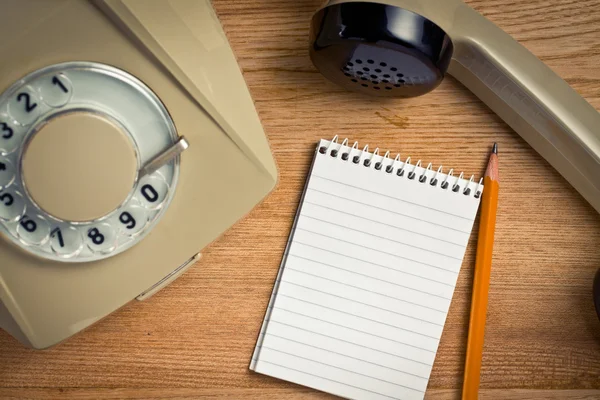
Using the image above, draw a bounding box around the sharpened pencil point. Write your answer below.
[492,143,498,155]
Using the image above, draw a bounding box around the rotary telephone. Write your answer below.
[0,0,277,349]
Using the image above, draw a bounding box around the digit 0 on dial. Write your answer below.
[0,62,182,262]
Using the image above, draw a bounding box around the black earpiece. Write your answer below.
[309,2,453,97]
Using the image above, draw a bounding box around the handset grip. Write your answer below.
[446,3,600,213]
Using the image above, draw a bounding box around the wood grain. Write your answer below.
[1,0,600,398]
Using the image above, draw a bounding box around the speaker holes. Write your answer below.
[344,60,410,92]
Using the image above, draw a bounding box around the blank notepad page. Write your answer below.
[251,139,482,400]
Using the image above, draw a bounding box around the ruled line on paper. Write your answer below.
[304,200,469,245]
[254,360,401,400]
[295,228,461,274]
[280,268,449,313]
[290,241,455,287]
[276,280,444,327]
[286,254,452,300]
[262,320,434,366]
[257,333,430,380]
[311,175,472,221]
[276,293,442,340]
[270,307,437,353]
[258,346,426,393]
[307,188,472,234]
[299,215,464,260]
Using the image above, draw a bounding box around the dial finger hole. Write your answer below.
[50,225,83,258]
[0,157,15,189]
[7,86,40,126]
[38,73,73,108]
[85,223,117,254]
[16,213,50,245]
[0,190,25,222]
[116,205,148,237]
[136,175,169,210]
[0,115,25,155]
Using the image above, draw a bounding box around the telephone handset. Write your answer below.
[0,0,277,349]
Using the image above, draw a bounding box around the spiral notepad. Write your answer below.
[250,137,483,400]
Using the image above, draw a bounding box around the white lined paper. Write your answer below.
[251,139,482,400]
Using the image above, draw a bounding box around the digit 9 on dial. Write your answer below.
[0,62,188,262]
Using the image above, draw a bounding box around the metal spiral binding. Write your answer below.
[319,136,483,198]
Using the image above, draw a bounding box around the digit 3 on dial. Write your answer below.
[0,62,189,262]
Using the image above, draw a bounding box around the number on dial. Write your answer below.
[1,122,13,139]
[19,215,37,233]
[119,211,136,229]
[52,76,69,93]
[87,227,105,245]
[0,192,13,206]
[51,227,65,247]
[141,184,159,203]
[17,92,37,113]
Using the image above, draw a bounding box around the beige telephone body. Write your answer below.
[0,0,277,349]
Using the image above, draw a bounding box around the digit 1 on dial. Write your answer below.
[52,76,68,93]
[39,73,72,108]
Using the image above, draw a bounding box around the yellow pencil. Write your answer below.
[462,143,500,400]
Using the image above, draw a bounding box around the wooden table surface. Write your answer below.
[2,0,600,399]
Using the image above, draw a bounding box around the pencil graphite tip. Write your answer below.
[486,143,499,181]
